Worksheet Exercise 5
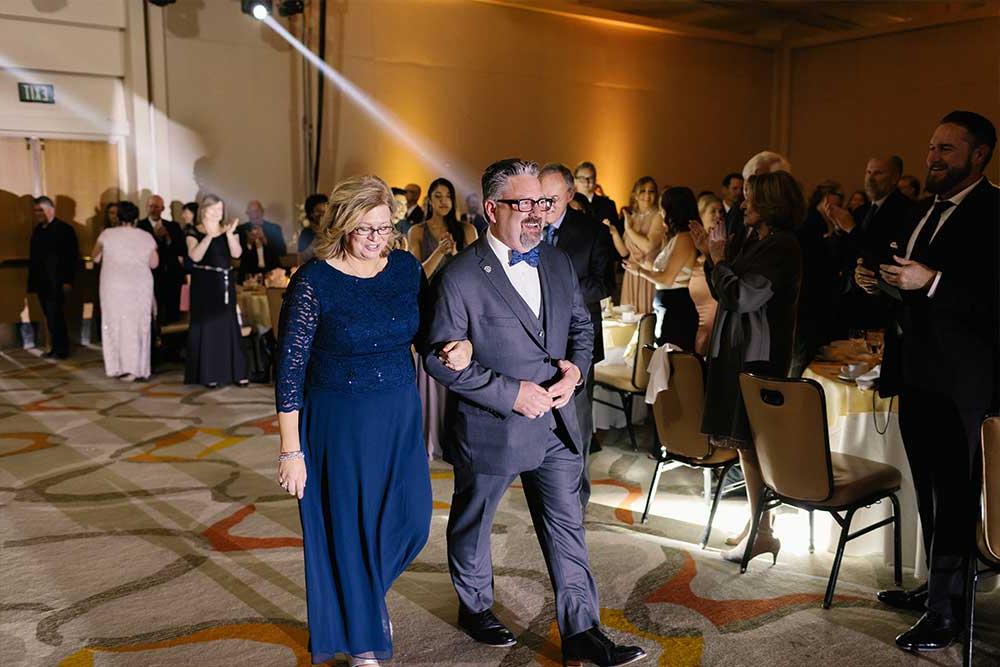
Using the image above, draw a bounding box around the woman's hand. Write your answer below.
[689,220,711,256]
[224,218,240,238]
[436,233,456,256]
[278,455,307,500]
[707,221,727,264]
[621,258,640,276]
[439,339,473,371]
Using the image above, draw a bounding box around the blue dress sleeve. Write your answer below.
[275,270,321,412]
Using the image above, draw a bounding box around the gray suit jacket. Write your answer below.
[421,234,595,475]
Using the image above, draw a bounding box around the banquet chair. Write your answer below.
[593,313,655,451]
[266,287,285,337]
[641,350,743,548]
[738,373,903,608]
[964,416,1000,667]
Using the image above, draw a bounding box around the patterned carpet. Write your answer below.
[1,347,997,666]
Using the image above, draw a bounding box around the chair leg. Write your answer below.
[809,509,815,554]
[889,493,903,587]
[641,461,665,524]
[702,461,734,549]
[621,392,638,451]
[963,556,978,667]
[703,468,713,507]
[823,509,855,609]
[740,487,770,574]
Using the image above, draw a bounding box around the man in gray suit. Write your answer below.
[422,159,646,667]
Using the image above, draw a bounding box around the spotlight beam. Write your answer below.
[262,16,476,197]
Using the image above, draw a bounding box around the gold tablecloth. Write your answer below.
[803,359,896,426]
[236,289,271,330]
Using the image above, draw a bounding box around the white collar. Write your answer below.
[934,176,983,208]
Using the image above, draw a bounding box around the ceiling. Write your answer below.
[563,0,996,42]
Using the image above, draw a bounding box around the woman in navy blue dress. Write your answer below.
[274,175,470,666]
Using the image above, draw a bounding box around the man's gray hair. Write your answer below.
[742,151,792,179]
[539,162,574,190]
[482,158,539,202]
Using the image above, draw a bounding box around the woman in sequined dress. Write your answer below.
[274,175,471,666]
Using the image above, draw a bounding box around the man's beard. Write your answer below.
[925,159,972,195]
[519,215,543,249]
[865,180,892,202]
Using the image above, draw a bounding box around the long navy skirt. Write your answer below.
[298,383,431,664]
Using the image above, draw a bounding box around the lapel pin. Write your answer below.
[483,265,492,273]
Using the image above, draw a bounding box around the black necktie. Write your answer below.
[910,200,954,260]
[861,203,878,230]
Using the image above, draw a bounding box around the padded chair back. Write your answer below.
[266,287,285,337]
[738,373,834,503]
[651,351,712,459]
[982,416,1000,563]
[630,313,656,390]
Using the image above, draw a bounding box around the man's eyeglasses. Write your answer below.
[574,175,595,183]
[352,225,395,237]
[496,198,555,213]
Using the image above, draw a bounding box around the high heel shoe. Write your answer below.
[721,533,781,565]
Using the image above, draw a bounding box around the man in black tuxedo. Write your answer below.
[823,155,914,334]
[137,194,186,324]
[859,111,998,652]
[403,182,424,230]
[720,172,744,230]
[28,196,79,359]
[540,163,616,509]
[572,161,620,234]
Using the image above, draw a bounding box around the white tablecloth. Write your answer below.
[593,317,647,430]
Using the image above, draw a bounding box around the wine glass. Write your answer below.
[848,328,866,354]
[865,329,885,358]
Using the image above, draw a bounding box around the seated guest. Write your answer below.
[139,194,186,325]
[184,194,249,388]
[690,170,804,566]
[624,187,699,350]
[898,173,922,201]
[461,192,488,237]
[689,194,723,355]
[92,201,157,381]
[572,161,620,234]
[238,200,287,256]
[615,176,664,313]
[28,195,79,359]
[297,193,328,264]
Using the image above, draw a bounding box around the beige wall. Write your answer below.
[317,0,775,210]
[787,18,1000,198]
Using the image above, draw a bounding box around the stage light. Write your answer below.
[241,0,272,20]
[279,1,305,17]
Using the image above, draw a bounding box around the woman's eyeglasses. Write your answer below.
[352,225,395,237]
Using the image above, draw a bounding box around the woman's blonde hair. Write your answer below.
[312,175,398,260]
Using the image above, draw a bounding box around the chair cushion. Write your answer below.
[811,452,902,509]
[595,364,639,393]
[669,446,739,466]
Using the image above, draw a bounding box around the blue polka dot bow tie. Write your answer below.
[509,246,541,267]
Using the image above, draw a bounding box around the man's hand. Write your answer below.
[854,258,878,294]
[546,360,581,409]
[880,255,937,291]
[514,381,553,419]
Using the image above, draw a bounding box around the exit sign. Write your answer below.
[18,83,55,104]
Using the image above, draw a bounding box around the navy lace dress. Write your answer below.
[275,251,431,664]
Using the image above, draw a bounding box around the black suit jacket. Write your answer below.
[28,218,79,294]
[237,220,287,257]
[406,205,425,228]
[881,178,999,410]
[138,218,187,281]
[573,193,620,235]
[553,207,615,363]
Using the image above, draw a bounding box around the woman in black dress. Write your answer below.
[691,171,803,566]
[183,193,249,387]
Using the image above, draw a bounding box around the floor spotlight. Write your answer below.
[241,0,272,20]
[279,0,305,17]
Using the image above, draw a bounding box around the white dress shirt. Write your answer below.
[486,230,542,318]
[905,176,983,296]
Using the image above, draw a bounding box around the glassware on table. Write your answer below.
[865,329,885,358]
[848,328,866,353]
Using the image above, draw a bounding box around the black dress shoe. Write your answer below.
[457,607,516,647]
[561,626,647,666]
[895,611,961,652]
[877,582,928,611]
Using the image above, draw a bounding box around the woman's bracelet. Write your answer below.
[278,450,304,462]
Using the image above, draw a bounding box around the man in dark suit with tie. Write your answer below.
[860,111,998,652]
[422,159,646,667]
[720,171,744,231]
[403,182,425,230]
[137,194,187,324]
[540,162,615,508]
[28,196,79,359]
[572,161,620,235]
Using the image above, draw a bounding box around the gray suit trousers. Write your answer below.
[446,430,601,638]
